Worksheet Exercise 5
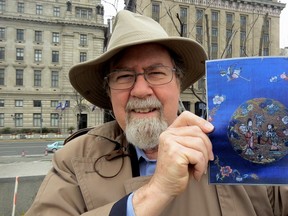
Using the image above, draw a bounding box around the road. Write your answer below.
[0,140,54,157]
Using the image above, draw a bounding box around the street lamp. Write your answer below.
[40,101,43,137]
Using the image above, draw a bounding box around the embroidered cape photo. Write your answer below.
[207,57,288,185]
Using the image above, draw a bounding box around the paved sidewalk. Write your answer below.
[0,154,53,178]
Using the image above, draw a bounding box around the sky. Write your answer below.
[102,0,288,48]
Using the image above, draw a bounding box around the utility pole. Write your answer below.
[40,101,43,137]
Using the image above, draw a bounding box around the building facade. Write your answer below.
[0,0,286,133]
[0,0,106,133]
[132,0,285,114]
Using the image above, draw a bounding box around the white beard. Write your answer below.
[125,97,168,150]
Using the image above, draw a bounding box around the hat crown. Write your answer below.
[69,10,207,110]
[107,10,169,51]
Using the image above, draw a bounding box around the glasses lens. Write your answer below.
[107,70,135,90]
[106,66,175,90]
[145,66,173,85]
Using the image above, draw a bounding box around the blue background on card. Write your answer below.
[207,57,288,184]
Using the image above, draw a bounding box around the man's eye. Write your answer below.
[147,71,167,78]
[115,73,134,82]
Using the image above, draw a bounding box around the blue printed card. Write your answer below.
[207,57,288,184]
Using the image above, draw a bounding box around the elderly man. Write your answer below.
[26,10,288,216]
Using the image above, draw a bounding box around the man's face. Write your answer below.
[109,44,181,149]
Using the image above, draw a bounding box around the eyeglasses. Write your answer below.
[104,65,176,90]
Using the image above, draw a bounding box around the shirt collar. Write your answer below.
[135,146,156,162]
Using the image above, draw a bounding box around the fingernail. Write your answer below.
[205,122,214,132]
[209,153,215,161]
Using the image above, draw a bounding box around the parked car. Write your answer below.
[46,141,64,153]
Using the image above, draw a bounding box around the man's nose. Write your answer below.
[130,73,153,97]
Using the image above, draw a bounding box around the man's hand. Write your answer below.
[133,111,214,215]
[152,111,214,196]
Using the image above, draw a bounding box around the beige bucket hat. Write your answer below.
[69,10,207,110]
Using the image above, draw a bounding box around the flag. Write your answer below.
[56,102,62,110]
[61,100,70,110]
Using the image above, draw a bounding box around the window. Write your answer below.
[51,113,59,127]
[16,29,24,41]
[240,45,246,57]
[16,48,24,60]
[182,101,191,111]
[33,113,41,127]
[240,15,247,27]
[263,48,269,56]
[16,69,23,86]
[76,7,92,19]
[0,27,5,40]
[212,27,218,37]
[33,100,42,107]
[36,4,43,15]
[196,9,204,21]
[152,3,160,22]
[0,68,4,85]
[211,43,218,59]
[240,31,246,44]
[179,7,188,37]
[35,31,42,43]
[34,70,41,86]
[17,2,24,13]
[211,11,219,22]
[14,113,23,127]
[80,34,87,46]
[0,113,4,127]
[196,26,203,44]
[51,71,59,87]
[80,52,87,62]
[15,100,23,107]
[0,0,5,12]
[67,1,71,11]
[226,13,233,26]
[0,47,4,60]
[52,32,60,43]
[34,49,42,62]
[52,51,59,63]
[51,100,59,107]
[53,7,60,17]
[0,99,4,107]
[96,4,104,15]
[226,29,232,41]
[226,45,232,58]
[263,34,269,43]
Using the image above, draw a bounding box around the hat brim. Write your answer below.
[69,37,207,110]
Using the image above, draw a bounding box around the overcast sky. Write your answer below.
[102,0,288,48]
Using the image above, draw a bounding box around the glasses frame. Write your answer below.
[104,65,177,90]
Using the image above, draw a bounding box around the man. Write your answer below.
[26,10,288,216]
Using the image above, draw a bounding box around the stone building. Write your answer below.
[0,0,286,133]
[0,0,106,133]
[130,0,285,115]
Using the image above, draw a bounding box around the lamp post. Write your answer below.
[11,114,16,128]
[40,101,43,137]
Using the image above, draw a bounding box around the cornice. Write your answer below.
[174,0,285,16]
[0,14,107,29]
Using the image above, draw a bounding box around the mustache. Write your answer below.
[125,97,162,111]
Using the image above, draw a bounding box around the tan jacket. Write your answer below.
[26,121,288,216]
